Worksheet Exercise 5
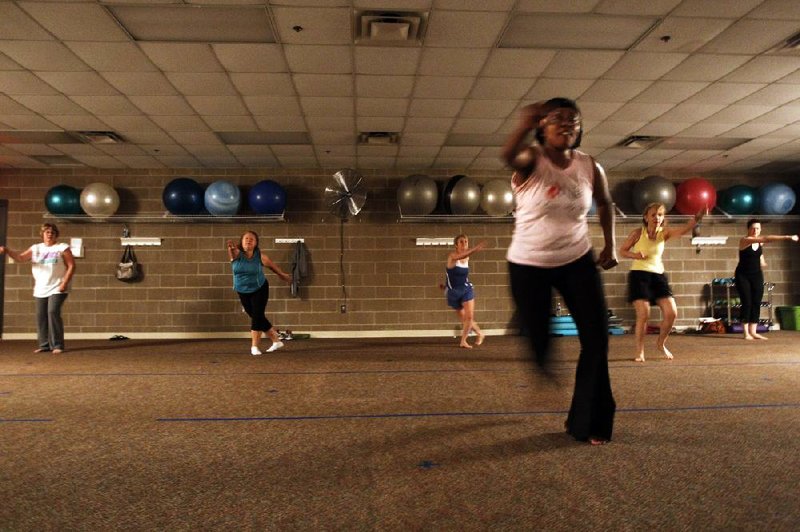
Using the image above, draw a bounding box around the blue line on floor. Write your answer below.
[157,402,800,423]
[0,418,52,423]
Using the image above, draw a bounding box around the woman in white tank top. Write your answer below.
[502,97,617,446]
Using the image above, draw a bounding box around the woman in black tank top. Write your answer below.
[734,219,799,340]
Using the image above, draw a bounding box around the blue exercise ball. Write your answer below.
[248,180,286,215]
[719,185,758,215]
[45,185,83,215]
[759,182,796,215]
[163,177,205,215]
[632,175,676,214]
[204,180,241,216]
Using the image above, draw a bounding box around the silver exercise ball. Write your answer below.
[480,179,515,216]
[397,174,438,215]
[444,175,480,215]
[632,175,676,214]
[80,182,120,217]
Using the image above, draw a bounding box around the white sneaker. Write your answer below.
[266,341,284,353]
[250,346,262,356]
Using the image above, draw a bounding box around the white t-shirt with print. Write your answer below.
[31,242,70,297]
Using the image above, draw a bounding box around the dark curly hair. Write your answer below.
[533,97,583,149]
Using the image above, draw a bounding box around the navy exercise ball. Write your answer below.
[719,185,758,215]
[248,180,286,215]
[204,180,241,216]
[163,177,204,215]
[758,182,796,215]
[45,185,83,215]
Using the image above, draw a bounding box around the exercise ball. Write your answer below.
[443,175,480,215]
[675,177,716,215]
[397,174,438,215]
[480,179,514,217]
[45,185,82,215]
[631,175,676,213]
[80,182,119,218]
[248,180,286,215]
[719,185,758,215]
[758,183,796,215]
[163,177,204,215]
[204,180,241,216]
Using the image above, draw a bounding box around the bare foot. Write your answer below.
[589,437,609,446]
[634,356,645,362]
[33,348,50,353]
[657,345,674,360]
[460,342,473,349]
[475,333,485,346]
[753,333,768,340]
[52,349,63,354]
[743,335,755,341]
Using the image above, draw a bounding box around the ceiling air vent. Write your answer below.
[73,131,125,144]
[617,135,663,149]
[358,132,400,145]
[355,10,427,45]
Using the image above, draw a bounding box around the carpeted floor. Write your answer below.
[1,332,799,530]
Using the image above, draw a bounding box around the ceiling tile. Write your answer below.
[409,99,463,118]
[302,97,354,117]
[579,80,652,102]
[469,78,533,100]
[720,123,784,138]
[603,52,689,80]
[284,45,353,74]
[683,82,767,104]
[413,76,474,99]
[651,103,727,123]
[418,48,489,76]
[425,11,507,48]
[354,48,421,75]
[102,72,178,96]
[272,7,352,45]
[515,0,600,12]
[404,117,455,133]
[71,96,141,116]
[44,115,111,131]
[35,72,120,97]
[65,42,158,73]
[187,96,249,116]
[433,0,515,10]
[631,81,709,103]
[100,115,163,132]
[699,19,800,54]
[203,115,259,131]
[129,96,197,116]
[595,0,681,15]
[253,116,308,131]
[450,118,503,133]
[633,17,732,53]
[662,54,752,82]
[211,44,287,72]
[356,98,408,117]
[294,74,354,97]
[11,95,87,115]
[0,3,53,40]
[114,155,164,168]
[305,116,354,132]
[357,75,415,98]
[459,99,517,118]
[0,41,89,71]
[356,117,404,131]
[736,83,800,105]
[166,73,238,96]
[19,2,129,41]
[524,79,595,101]
[309,131,353,144]
[139,43,223,73]
[722,56,800,83]
[481,49,557,78]
[231,73,297,97]
[0,72,59,95]
[170,132,223,145]
[244,96,301,115]
[747,0,800,20]
[608,102,674,121]
[705,105,773,123]
[541,50,623,79]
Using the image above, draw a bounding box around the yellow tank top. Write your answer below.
[631,227,665,274]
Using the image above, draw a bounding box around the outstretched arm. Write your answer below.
[261,253,292,284]
[740,234,799,248]
[664,209,705,240]
[0,245,33,263]
[225,240,240,262]
[447,241,487,268]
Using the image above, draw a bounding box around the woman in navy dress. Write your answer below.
[445,235,487,349]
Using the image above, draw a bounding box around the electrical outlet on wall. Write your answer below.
[340,304,347,314]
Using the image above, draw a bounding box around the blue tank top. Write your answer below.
[445,261,472,292]
[232,249,266,293]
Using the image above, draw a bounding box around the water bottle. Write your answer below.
[556,302,562,316]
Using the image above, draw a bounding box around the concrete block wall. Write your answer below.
[1,168,798,338]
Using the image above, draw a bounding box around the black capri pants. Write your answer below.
[735,269,764,323]
[237,281,273,332]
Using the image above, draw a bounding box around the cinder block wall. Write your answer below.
[1,168,798,337]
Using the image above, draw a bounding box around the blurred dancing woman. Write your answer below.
[445,234,486,349]
[227,230,291,355]
[502,97,618,445]
[619,203,705,362]
[0,223,75,354]
[735,219,798,340]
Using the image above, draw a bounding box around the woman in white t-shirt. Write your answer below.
[502,97,618,445]
[0,223,75,353]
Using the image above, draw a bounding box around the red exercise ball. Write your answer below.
[675,177,716,215]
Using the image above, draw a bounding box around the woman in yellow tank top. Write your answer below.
[620,203,704,362]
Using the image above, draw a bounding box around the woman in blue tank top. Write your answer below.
[445,234,486,349]
[227,230,292,355]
